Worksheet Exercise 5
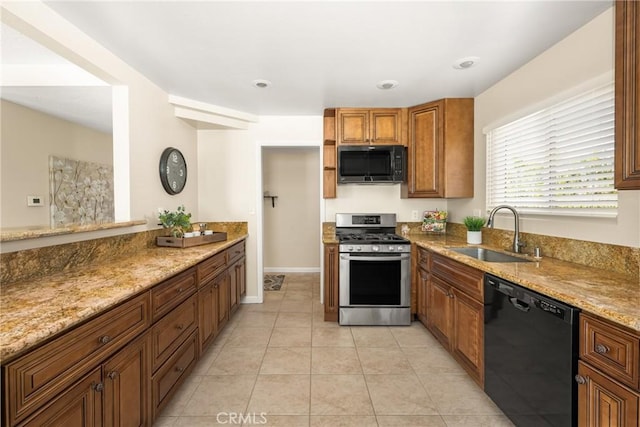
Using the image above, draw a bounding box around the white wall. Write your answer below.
[449,7,640,248]
[1,2,198,251]
[263,147,320,272]
[197,116,323,299]
[1,100,112,228]
[325,184,450,224]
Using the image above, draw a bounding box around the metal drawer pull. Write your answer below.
[175,366,184,372]
[177,287,183,293]
[176,324,184,330]
[574,374,587,385]
[99,335,111,345]
[94,382,104,392]
[594,344,610,354]
[108,371,118,380]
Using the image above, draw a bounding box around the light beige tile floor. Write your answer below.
[154,273,514,427]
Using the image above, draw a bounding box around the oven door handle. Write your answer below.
[340,254,411,262]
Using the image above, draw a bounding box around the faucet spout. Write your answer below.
[487,205,524,253]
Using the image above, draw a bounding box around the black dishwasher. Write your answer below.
[484,274,580,427]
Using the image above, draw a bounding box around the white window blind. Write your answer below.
[486,81,617,217]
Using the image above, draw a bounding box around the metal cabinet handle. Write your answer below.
[574,374,587,385]
[108,371,118,380]
[175,324,184,330]
[99,335,111,345]
[175,366,184,373]
[94,382,104,392]
[595,344,610,354]
[177,287,184,293]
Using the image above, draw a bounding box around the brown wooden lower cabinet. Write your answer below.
[17,367,103,427]
[577,361,640,427]
[103,332,151,427]
[2,241,246,426]
[229,255,246,315]
[198,277,219,352]
[422,251,484,387]
[323,243,339,321]
[216,272,230,332]
[416,266,429,326]
[151,331,198,419]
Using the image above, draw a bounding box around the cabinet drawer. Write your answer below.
[580,313,640,390]
[417,247,430,271]
[431,253,483,300]
[151,294,198,372]
[4,292,150,426]
[151,267,196,320]
[197,252,227,286]
[152,330,198,419]
[227,241,245,265]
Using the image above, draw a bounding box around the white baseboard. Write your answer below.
[263,267,320,273]
[241,295,262,304]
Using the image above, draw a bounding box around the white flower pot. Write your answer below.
[467,231,482,244]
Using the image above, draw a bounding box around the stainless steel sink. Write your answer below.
[448,247,532,263]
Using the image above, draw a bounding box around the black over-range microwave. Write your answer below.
[337,145,406,184]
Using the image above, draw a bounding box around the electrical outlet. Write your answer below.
[411,210,419,220]
[27,195,44,207]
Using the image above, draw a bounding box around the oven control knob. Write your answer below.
[372,245,379,252]
[348,245,354,252]
[388,246,395,251]
[356,246,362,251]
[397,246,405,252]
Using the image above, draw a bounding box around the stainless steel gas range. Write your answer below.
[335,213,411,326]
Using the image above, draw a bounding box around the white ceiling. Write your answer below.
[5,1,614,125]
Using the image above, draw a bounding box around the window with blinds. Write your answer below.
[486,81,617,217]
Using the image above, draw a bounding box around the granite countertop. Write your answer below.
[0,233,248,363]
[324,231,640,333]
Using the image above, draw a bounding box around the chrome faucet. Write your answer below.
[487,205,525,253]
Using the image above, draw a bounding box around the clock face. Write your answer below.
[159,147,187,194]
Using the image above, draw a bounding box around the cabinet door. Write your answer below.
[370,109,402,145]
[416,267,429,327]
[451,289,484,386]
[337,109,369,144]
[198,279,219,353]
[216,273,230,331]
[18,368,103,427]
[426,275,452,349]
[615,0,640,190]
[577,361,640,427]
[237,257,246,298]
[103,332,151,427]
[230,256,246,303]
[323,244,339,321]
[406,102,443,197]
[229,263,239,315]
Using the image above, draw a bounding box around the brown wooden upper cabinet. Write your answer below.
[615,0,640,190]
[401,98,474,198]
[336,108,405,145]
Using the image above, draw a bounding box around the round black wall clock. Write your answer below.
[159,147,187,194]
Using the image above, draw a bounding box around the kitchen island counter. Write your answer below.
[0,231,248,362]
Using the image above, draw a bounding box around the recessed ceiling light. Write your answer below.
[252,79,272,88]
[453,56,480,70]
[376,80,399,90]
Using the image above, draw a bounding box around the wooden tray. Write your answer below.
[156,232,227,248]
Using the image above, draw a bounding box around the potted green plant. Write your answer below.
[158,205,192,237]
[463,215,486,244]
